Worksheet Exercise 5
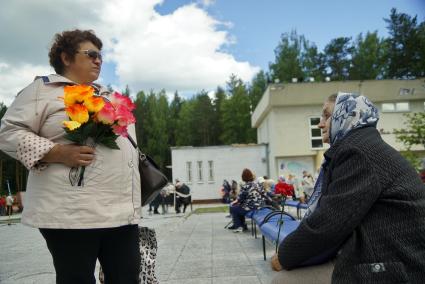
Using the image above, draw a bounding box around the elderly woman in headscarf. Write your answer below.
[271,93,425,284]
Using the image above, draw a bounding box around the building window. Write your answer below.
[197,161,203,182]
[309,117,323,149]
[208,160,214,181]
[186,161,192,183]
[382,102,410,112]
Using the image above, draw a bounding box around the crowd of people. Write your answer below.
[148,179,191,215]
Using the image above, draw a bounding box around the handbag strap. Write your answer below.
[127,135,147,161]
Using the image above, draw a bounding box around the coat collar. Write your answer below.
[35,74,106,94]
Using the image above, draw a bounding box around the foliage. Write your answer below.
[324,37,354,80]
[394,112,425,170]
[349,31,387,80]
[394,113,425,148]
[248,70,268,111]
[384,8,423,78]
[269,30,306,83]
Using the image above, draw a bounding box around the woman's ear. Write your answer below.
[60,52,71,67]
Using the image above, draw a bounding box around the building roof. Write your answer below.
[252,78,425,128]
[170,143,267,150]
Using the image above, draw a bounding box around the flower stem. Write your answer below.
[77,166,86,186]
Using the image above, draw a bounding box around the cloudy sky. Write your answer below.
[0,0,424,105]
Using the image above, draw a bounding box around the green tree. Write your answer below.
[349,31,387,80]
[394,112,425,170]
[121,85,131,97]
[269,30,305,83]
[212,86,226,145]
[220,75,256,144]
[384,8,423,78]
[248,70,268,111]
[175,100,196,146]
[168,91,182,147]
[191,91,216,146]
[145,90,169,171]
[133,90,148,149]
[324,37,354,80]
[301,44,327,82]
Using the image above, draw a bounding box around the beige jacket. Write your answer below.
[0,74,141,229]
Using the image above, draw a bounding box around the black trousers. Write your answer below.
[40,225,140,284]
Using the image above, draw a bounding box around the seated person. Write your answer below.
[229,180,239,201]
[228,168,264,233]
[175,181,191,213]
[271,93,425,283]
[301,170,315,200]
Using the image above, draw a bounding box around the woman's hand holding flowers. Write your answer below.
[43,144,95,167]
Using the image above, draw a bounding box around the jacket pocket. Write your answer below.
[352,262,409,283]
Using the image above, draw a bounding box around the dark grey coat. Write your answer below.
[278,127,425,283]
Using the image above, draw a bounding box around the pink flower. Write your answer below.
[112,125,129,137]
[111,92,135,111]
[96,102,116,125]
[115,104,136,126]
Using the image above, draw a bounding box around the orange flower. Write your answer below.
[63,120,81,130]
[84,96,105,113]
[65,104,89,124]
[63,85,94,106]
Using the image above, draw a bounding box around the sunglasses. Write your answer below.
[78,49,103,61]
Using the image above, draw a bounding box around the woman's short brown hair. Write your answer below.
[48,29,102,75]
[241,168,254,182]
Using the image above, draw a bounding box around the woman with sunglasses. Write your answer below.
[0,29,141,284]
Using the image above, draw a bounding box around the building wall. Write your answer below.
[252,79,425,181]
[171,145,268,200]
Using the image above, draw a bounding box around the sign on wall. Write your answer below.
[277,156,315,180]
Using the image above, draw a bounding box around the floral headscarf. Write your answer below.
[304,92,379,218]
[330,92,379,145]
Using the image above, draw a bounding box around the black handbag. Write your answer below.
[128,136,168,206]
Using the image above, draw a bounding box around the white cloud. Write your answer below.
[96,0,259,94]
[0,0,259,105]
[0,63,53,105]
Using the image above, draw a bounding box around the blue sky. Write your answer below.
[0,0,424,105]
[160,0,425,70]
[103,0,425,89]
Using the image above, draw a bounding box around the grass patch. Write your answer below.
[193,206,229,214]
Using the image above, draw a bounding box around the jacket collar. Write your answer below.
[35,74,105,94]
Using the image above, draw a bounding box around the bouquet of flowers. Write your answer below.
[62,85,136,186]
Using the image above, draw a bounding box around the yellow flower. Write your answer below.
[63,85,94,106]
[65,104,89,124]
[84,96,105,113]
[63,120,81,131]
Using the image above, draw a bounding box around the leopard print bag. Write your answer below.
[99,226,158,284]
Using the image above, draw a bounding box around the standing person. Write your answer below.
[271,93,425,283]
[6,194,14,217]
[0,29,141,284]
[0,195,6,216]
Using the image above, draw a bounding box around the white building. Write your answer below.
[171,144,268,200]
[251,79,425,181]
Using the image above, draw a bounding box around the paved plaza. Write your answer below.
[0,205,282,283]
